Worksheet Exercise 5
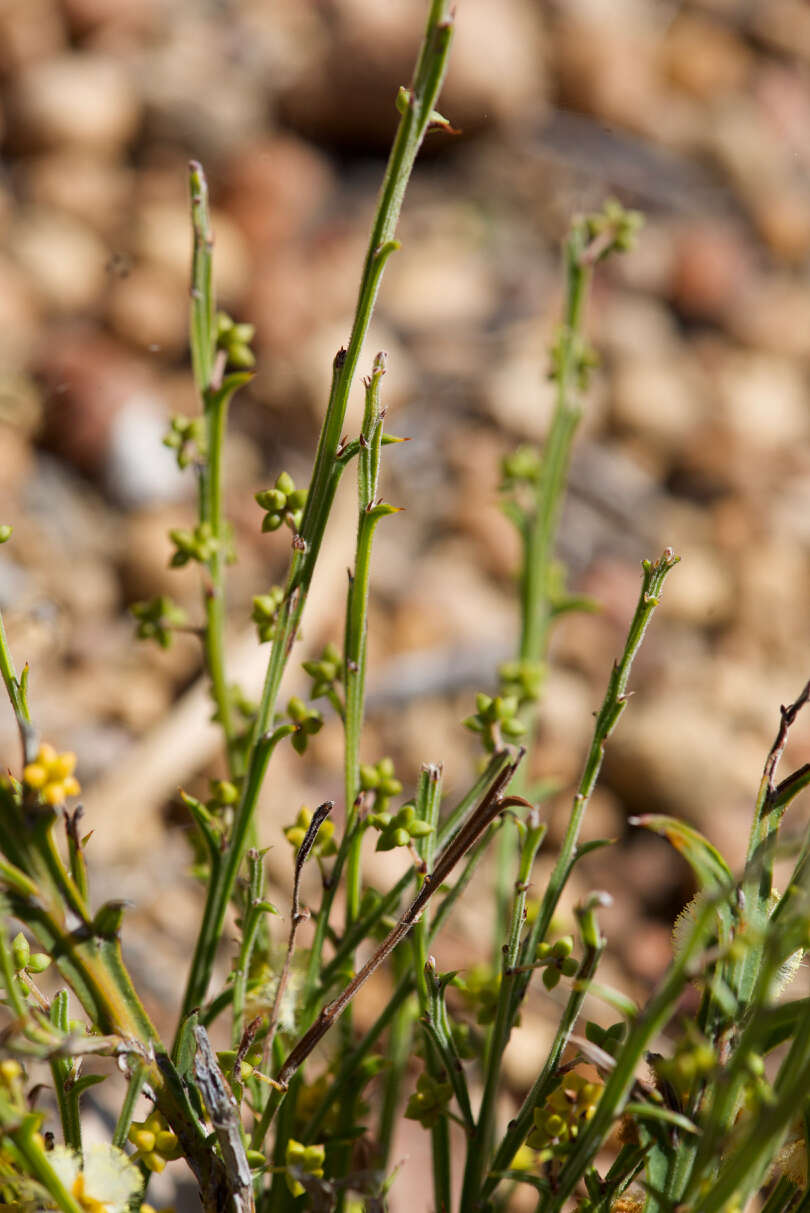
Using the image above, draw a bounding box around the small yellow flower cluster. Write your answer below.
[22,744,80,806]
[527,1071,602,1159]
[285,1139,325,1198]
[127,1111,181,1173]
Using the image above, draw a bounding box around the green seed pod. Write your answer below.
[0,525,12,544]
[286,489,307,511]
[12,933,29,971]
[231,322,255,343]
[360,764,381,789]
[501,718,528,738]
[27,953,51,974]
[275,471,295,496]
[542,966,560,990]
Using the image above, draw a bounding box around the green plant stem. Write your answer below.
[494,221,598,960]
[49,990,81,1154]
[519,228,591,666]
[411,765,451,1213]
[248,0,454,751]
[112,1060,147,1149]
[231,849,268,1048]
[0,609,35,761]
[510,550,680,1026]
[176,724,293,1031]
[202,389,237,770]
[375,963,417,1169]
[460,813,546,1211]
[481,900,607,1204]
[343,353,389,929]
[188,162,238,770]
[542,895,719,1213]
[180,4,455,1026]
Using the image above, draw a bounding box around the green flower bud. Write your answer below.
[27,953,51,974]
[276,471,295,496]
[501,718,528,738]
[231,322,255,344]
[12,933,29,972]
[360,764,381,789]
[0,525,12,544]
[542,966,560,990]
[255,488,287,512]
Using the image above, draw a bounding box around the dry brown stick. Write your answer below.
[274,752,525,1090]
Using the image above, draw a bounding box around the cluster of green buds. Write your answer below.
[584,197,644,259]
[168,521,218,568]
[454,964,502,1027]
[584,1019,626,1059]
[404,1070,453,1130]
[498,657,545,708]
[536,935,578,990]
[527,1071,602,1160]
[131,595,189,648]
[367,802,433,854]
[216,311,256,369]
[163,414,206,469]
[549,326,599,391]
[11,932,50,977]
[654,1029,717,1100]
[255,472,307,534]
[284,1139,325,1198]
[22,744,80,807]
[302,642,343,701]
[128,1110,182,1173]
[463,693,527,753]
[500,444,541,490]
[286,697,323,755]
[251,585,285,644]
[283,806,337,860]
[359,757,403,814]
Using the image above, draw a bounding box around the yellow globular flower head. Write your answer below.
[48,1145,141,1213]
[23,744,80,806]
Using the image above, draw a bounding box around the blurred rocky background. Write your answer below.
[2,0,810,1202]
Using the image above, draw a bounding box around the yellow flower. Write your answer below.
[22,745,80,806]
[48,1145,141,1213]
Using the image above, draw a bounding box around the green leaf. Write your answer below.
[624,1101,699,1135]
[209,371,253,412]
[629,815,732,892]
[69,1073,106,1098]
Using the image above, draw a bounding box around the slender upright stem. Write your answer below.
[460,813,546,1211]
[511,550,680,1024]
[343,354,390,927]
[188,161,238,767]
[494,223,594,957]
[179,3,456,1021]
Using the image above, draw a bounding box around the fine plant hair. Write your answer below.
[2,4,810,1213]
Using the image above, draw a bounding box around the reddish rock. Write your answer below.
[35,328,153,475]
